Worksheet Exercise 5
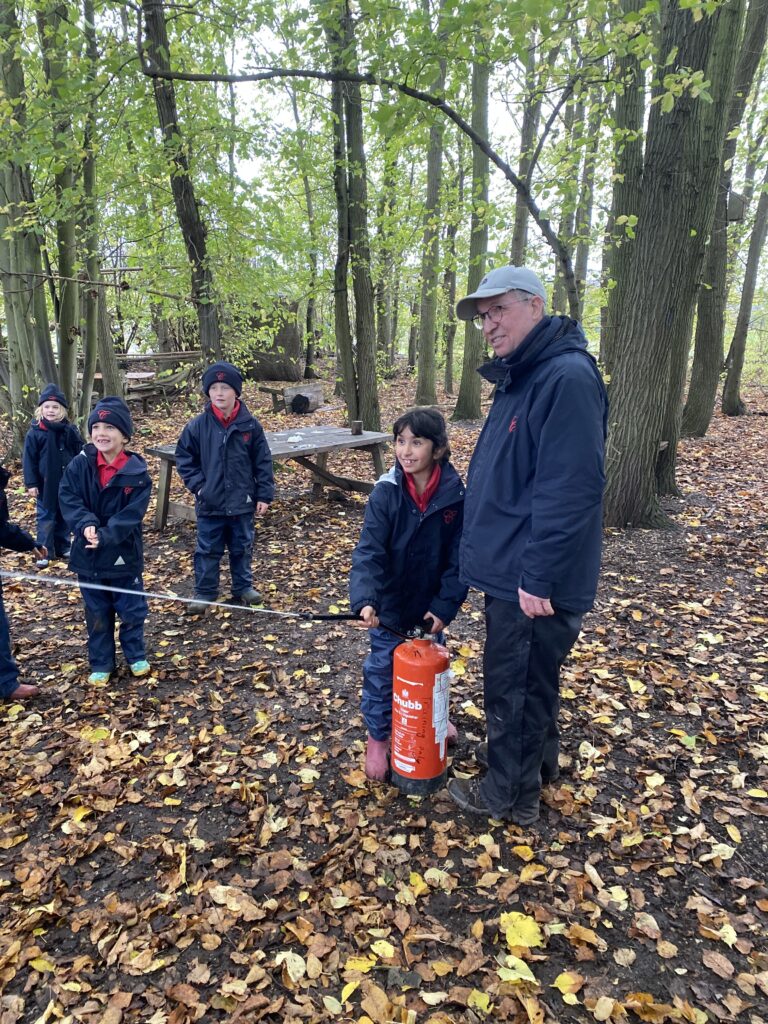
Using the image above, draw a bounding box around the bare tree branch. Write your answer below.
[139,59,579,315]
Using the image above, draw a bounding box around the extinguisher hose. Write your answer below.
[302,610,433,640]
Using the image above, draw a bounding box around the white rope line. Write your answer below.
[0,568,303,618]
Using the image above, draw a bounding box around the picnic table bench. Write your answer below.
[147,425,390,530]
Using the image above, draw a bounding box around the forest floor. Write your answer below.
[0,373,766,1024]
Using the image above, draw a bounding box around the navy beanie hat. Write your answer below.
[87,396,133,440]
[38,383,68,409]
[202,361,242,397]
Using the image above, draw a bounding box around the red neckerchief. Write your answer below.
[211,399,240,427]
[403,462,441,513]
[97,448,129,489]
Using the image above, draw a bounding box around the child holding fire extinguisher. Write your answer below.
[350,408,467,780]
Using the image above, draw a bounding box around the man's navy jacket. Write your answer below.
[460,315,608,614]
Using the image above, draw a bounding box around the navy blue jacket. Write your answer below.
[175,401,275,517]
[0,468,37,556]
[350,461,467,631]
[460,316,608,613]
[22,419,83,512]
[59,445,152,578]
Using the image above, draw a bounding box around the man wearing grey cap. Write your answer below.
[447,266,608,825]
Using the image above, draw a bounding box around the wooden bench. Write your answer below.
[258,381,324,414]
[147,425,390,530]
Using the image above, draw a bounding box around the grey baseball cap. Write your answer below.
[456,265,547,320]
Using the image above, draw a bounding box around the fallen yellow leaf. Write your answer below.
[500,911,545,949]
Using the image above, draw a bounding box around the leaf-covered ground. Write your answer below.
[1,377,766,1024]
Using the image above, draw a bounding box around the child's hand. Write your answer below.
[27,487,38,497]
[84,526,99,548]
[256,502,270,516]
[424,612,445,635]
[33,545,47,560]
[359,605,380,629]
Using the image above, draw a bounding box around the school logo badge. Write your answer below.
[243,432,251,443]
[124,486,133,495]
[217,371,226,381]
[443,509,457,525]
[98,409,109,420]
[509,415,518,433]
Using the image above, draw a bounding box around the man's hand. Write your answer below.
[84,526,99,549]
[256,501,269,516]
[518,588,554,619]
[27,487,38,498]
[424,612,445,635]
[33,545,47,561]
[359,605,380,629]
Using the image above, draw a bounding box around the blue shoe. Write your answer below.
[88,670,111,685]
[130,660,151,678]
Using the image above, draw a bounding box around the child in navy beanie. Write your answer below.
[22,382,83,567]
[176,361,274,612]
[59,396,153,685]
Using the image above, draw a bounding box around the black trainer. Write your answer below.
[474,742,560,784]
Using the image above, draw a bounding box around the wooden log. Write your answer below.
[285,382,324,414]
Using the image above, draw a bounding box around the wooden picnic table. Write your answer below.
[147,425,391,530]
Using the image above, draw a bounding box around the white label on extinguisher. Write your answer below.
[432,670,453,757]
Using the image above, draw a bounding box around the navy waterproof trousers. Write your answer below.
[36,499,71,558]
[194,514,254,599]
[479,595,582,818]
[0,585,20,699]
[79,575,148,672]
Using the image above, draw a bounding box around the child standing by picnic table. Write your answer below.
[59,397,152,685]
[349,408,467,780]
[175,361,274,614]
[22,383,83,568]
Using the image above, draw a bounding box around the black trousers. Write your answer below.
[479,595,583,817]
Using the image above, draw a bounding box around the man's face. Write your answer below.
[477,292,543,358]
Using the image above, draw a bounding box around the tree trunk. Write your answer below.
[574,85,603,317]
[140,0,222,362]
[511,39,541,265]
[327,53,357,417]
[37,0,78,404]
[415,54,446,407]
[0,0,54,447]
[722,161,768,414]
[655,0,746,496]
[78,0,99,426]
[603,0,645,378]
[340,4,380,431]
[407,297,418,370]
[604,0,743,526]
[453,58,489,422]
[98,288,124,400]
[681,0,768,437]
[552,84,582,315]
[284,80,320,380]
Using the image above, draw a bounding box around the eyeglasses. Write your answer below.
[472,296,531,327]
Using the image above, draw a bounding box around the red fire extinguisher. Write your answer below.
[391,638,452,796]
